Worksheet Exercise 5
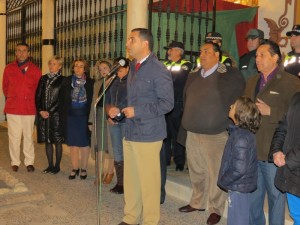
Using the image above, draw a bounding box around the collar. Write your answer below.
[137,53,151,64]
[227,124,239,134]
[17,59,30,67]
[259,66,279,82]
[201,63,219,78]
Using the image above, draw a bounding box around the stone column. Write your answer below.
[42,0,55,74]
[295,0,300,24]
[126,0,148,38]
[0,0,6,121]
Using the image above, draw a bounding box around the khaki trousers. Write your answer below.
[186,131,228,215]
[7,114,35,166]
[122,139,162,225]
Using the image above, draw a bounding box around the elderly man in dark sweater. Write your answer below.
[178,42,245,225]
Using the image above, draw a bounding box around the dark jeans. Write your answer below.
[227,191,250,225]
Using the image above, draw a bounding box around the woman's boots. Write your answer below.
[110,161,124,194]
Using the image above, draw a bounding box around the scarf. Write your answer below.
[18,59,30,74]
[71,74,87,108]
[47,71,61,79]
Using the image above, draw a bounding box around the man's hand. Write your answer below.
[108,107,120,119]
[256,98,271,116]
[122,107,135,118]
[273,151,286,167]
[40,111,49,119]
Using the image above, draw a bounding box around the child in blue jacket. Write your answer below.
[218,96,261,225]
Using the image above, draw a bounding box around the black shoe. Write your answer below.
[69,169,80,179]
[118,222,139,225]
[179,204,205,213]
[27,165,35,172]
[176,164,184,171]
[43,167,54,174]
[110,184,124,194]
[80,169,87,180]
[51,167,60,174]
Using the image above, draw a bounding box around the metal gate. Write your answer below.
[6,0,42,67]
[6,0,215,72]
[54,0,127,76]
[149,0,216,64]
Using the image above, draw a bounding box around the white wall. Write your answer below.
[258,0,295,55]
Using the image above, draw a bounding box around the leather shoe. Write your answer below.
[11,165,19,172]
[118,222,139,225]
[176,164,184,171]
[26,165,35,172]
[206,213,221,225]
[178,204,205,213]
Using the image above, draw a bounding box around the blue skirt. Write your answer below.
[66,114,89,147]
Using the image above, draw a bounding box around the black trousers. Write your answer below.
[164,102,185,166]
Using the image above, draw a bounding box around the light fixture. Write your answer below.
[223,0,259,7]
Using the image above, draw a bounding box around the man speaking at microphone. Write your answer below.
[108,28,174,225]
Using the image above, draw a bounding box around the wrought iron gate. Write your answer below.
[6,0,216,73]
[6,0,42,67]
[149,0,216,63]
[55,0,127,76]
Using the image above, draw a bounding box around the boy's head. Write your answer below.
[229,96,261,133]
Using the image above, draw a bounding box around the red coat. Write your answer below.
[2,61,42,115]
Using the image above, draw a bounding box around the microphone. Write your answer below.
[106,59,126,78]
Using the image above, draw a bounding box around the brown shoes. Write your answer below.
[206,213,221,225]
[26,165,35,172]
[178,204,205,213]
[11,165,19,172]
[102,173,114,184]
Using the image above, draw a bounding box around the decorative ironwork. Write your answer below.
[6,0,42,67]
[149,0,216,64]
[264,0,292,47]
[6,0,217,73]
[55,0,126,76]
[6,0,38,12]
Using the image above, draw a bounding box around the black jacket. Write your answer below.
[218,125,257,193]
[35,74,65,143]
[59,75,94,141]
[269,92,300,197]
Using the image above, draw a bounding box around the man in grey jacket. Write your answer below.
[109,28,174,225]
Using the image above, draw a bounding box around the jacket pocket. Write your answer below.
[5,95,17,109]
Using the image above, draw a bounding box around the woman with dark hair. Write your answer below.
[36,56,65,174]
[218,96,261,225]
[60,58,94,180]
[106,57,130,194]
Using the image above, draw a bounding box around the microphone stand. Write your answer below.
[94,74,117,225]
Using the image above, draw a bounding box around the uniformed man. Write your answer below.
[239,28,264,80]
[163,40,192,170]
[203,31,233,67]
[284,24,300,78]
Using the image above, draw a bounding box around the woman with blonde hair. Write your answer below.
[89,59,115,184]
[36,56,65,174]
[60,58,94,179]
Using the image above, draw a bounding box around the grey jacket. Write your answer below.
[125,53,174,142]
